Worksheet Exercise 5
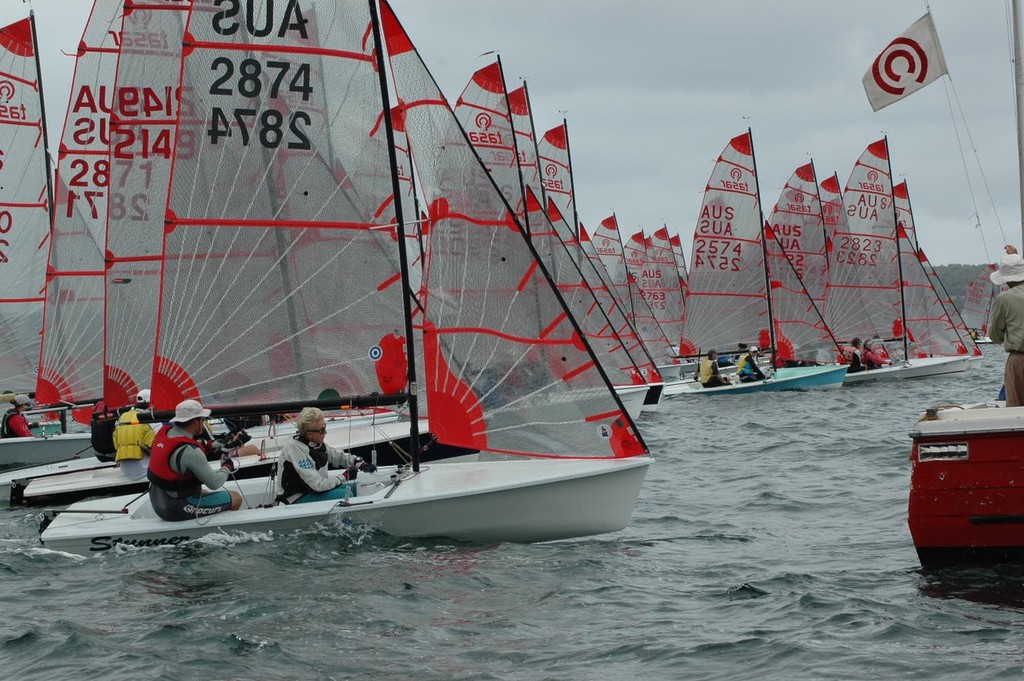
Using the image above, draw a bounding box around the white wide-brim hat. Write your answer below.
[991,254,1024,285]
[170,399,212,423]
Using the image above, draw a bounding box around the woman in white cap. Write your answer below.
[1,394,35,438]
[989,245,1024,406]
[147,399,244,521]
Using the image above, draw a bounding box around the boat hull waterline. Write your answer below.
[843,355,969,384]
[39,457,653,555]
[663,365,848,396]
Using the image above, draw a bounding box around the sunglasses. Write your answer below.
[307,428,328,434]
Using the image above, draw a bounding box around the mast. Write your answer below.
[562,118,581,237]
[28,11,53,217]
[497,56,531,236]
[369,0,421,472]
[885,136,911,361]
[1014,0,1024,244]
[748,128,777,364]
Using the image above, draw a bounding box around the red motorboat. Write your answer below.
[908,404,1024,567]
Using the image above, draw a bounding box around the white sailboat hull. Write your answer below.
[613,384,649,419]
[0,433,97,471]
[662,364,848,396]
[39,457,653,555]
[842,355,969,383]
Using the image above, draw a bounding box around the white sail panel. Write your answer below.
[537,123,574,228]
[37,0,125,407]
[152,0,409,409]
[103,1,190,408]
[893,181,971,357]
[644,228,685,352]
[681,132,767,355]
[764,162,838,363]
[0,17,49,393]
[961,264,997,335]
[823,139,902,349]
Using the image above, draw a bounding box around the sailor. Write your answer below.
[736,346,767,383]
[989,245,1024,406]
[147,399,244,521]
[1,394,36,438]
[274,407,376,505]
[698,350,731,388]
[113,389,157,480]
[841,338,866,373]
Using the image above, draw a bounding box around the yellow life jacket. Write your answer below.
[698,359,716,384]
[113,409,156,462]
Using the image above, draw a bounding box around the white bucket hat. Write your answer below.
[136,389,151,404]
[991,254,1024,285]
[14,393,32,407]
[170,399,211,423]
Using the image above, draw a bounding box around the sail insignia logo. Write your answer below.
[0,80,27,122]
[475,112,492,130]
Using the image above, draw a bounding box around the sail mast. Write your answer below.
[885,137,911,360]
[28,11,53,217]
[369,0,421,472]
[748,128,777,362]
[1014,0,1024,244]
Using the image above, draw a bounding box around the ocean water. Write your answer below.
[2,352,1022,681]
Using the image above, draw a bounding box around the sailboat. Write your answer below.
[823,139,969,384]
[675,131,847,395]
[960,264,998,343]
[40,0,651,555]
[0,11,108,469]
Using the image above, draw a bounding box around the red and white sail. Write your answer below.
[680,132,767,355]
[593,215,675,364]
[456,65,652,386]
[151,0,410,409]
[37,0,125,408]
[0,16,50,393]
[668,232,689,319]
[961,264,998,335]
[507,84,542,205]
[382,0,645,458]
[632,228,685,352]
[823,139,902,349]
[893,181,972,357]
[102,1,190,408]
[537,122,574,229]
[453,60,523,216]
[764,162,838,363]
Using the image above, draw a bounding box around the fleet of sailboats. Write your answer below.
[0,0,1007,559]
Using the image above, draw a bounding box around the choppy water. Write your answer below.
[2,353,1023,680]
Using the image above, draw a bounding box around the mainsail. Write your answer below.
[764,162,839,363]
[640,227,685,351]
[455,59,653,386]
[0,15,51,393]
[102,0,190,407]
[381,0,645,458]
[151,0,410,409]
[893,181,972,356]
[961,264,997,335]
[680,132,767,356]
[37,0,125,408]
[823,139,903,351]
[537,121,575,230]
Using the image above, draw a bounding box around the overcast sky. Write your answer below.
[4,0,1018,265]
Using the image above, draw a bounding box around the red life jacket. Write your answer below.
[147,424,203,496]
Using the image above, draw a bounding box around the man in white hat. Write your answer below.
[1,394,36,439]
[147,399,244,521]
[989,245,1024,406]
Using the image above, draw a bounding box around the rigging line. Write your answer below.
[940,77,996,263]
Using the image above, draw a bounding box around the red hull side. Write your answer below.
[909,428,1024,566]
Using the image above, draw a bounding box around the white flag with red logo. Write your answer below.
[863,13,948,112]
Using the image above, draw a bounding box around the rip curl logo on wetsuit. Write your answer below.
[184,503,228,516]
